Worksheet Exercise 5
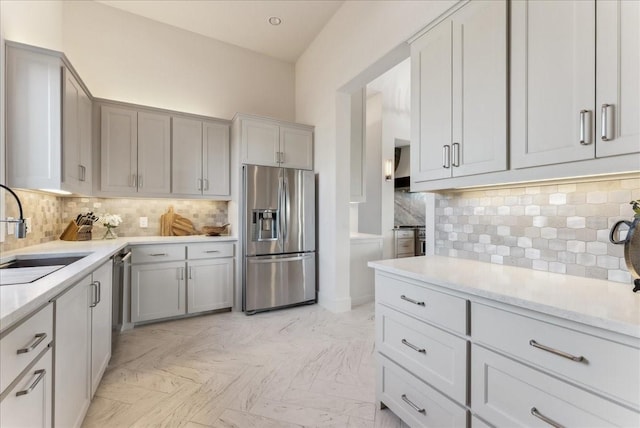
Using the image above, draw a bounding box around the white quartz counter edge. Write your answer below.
[0,236,237,334]
[369,255,640,339]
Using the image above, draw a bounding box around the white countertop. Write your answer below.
[369,255,640,338]
[0,235,237,334]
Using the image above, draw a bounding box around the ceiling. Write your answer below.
[97,0,344,63]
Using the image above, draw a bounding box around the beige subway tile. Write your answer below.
[517,237,532,248]
[586,241,608,255]
[549,262,566,274]
[566,240,585,253]
[586,191,607,204]
[608,270,632,283]
[566,216,586,228]
[540,227,557,239]
[532,260,548,271]
[549,193,567,205]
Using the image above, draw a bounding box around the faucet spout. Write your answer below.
[0,184,27,238]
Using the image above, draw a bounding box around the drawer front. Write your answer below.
[395,230,415,239]
[376,274,468,334]
[131,244,185,264]
[187,242,234,260]
[471,345,640,427]
[472,303,640,407]
[378,354,468,428]
[376,304,467,403]
[396,238,414,256]
[0,303,53,394]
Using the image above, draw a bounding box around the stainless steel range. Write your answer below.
[393,225,426,257]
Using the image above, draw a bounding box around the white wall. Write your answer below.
[1,0,63,51]
[61,1,295,121]
[358,93,383,235]
[295,0,457,312]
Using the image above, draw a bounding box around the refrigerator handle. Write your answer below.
[283,175,289,243]
[278,172,285,244]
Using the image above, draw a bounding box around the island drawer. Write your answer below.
[0,303,53,394]
[376,273,468,334]
[471,345,639,427]
[378,354,468,428]
[187,242,234,260]
[472,302,640,407]
[131,244,185,264]
[376,304,467,403]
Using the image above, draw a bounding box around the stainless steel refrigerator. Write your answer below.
[242,164,316,314]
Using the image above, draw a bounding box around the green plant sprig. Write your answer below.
[631,199,640,219]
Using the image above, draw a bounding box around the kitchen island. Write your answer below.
[369,255,640,427]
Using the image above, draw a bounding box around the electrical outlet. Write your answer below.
[139,217,148,228]
[7,217,14,235]
[25,218,32,234]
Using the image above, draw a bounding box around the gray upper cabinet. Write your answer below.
[172,117,230,197]
[238,115,314,170]
[511,0,639,168]
[511,0,596,169]
[100,105,170,195]
[596,0,640,158]
[6,43,92,194]
[411,0,507,184]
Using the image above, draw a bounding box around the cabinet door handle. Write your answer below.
[442,145,451,168]
[275,151,280,163]
[96,280,101,305]
[17,333,47,354]
[79,165,86,181]
[16,369,46,397]
[188,266,193,279]
[197,178,202,191]
[529,340,585,362]
[401,339,426,354]
[280,151,285,163]
[149,253,167,257]
[531,407,564,428]
[203,178,209,191]
[601,104,613,141]
[401,394,426,414]
[452,142,460,167]
[130,174,137,188]
[579,110,592,145]
[138,175,143,188]
[89,281,98,307]
[179,267,184,280]
[400,295,425,306]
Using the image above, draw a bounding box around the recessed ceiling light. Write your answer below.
[268,16,282,26]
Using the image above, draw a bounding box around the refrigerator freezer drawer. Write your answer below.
[244,253,316,313]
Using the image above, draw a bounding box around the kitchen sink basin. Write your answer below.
[0,253,89,286]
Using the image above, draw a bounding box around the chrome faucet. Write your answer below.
[0,184,27,238]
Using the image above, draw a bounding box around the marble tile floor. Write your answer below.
[82,303,408,428]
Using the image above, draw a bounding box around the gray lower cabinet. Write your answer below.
[130,243,235,323]
[54,260,113,428]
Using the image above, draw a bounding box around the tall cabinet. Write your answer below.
[411,0,507,183]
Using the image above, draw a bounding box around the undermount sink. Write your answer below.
[0,253,89,286]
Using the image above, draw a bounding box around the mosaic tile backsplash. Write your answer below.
[435,177,640,284]
[1,190,228,252]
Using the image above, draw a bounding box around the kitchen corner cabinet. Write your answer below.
[172,117,230,197]
[511,0,639,169]
[0,304,53,428]
[100,105,171,195]
[410,0,507,183]
[130,242,234,323]
[237,115,314,170]
[54,260,113,428]
[6,42,92,194]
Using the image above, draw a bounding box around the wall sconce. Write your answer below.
[384,159,394,182]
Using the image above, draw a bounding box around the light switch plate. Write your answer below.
[139,217,148,228]
[25,218,32,234]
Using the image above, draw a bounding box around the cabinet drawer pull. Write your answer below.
[149,253,168,257]
[17,333,47,354]
[579,109,592,145]
[16,369,46,397]
[529,340,585,362]
[531,407,564,428]
[452,142,460,167]
[400,295,425,306]
[401,394,426,414]
[188,266,193,280]
[401,339,426,354]
[601,104,613,141]
[204,250,220,254]
[442,145,451,168]
[90,281,99,307]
